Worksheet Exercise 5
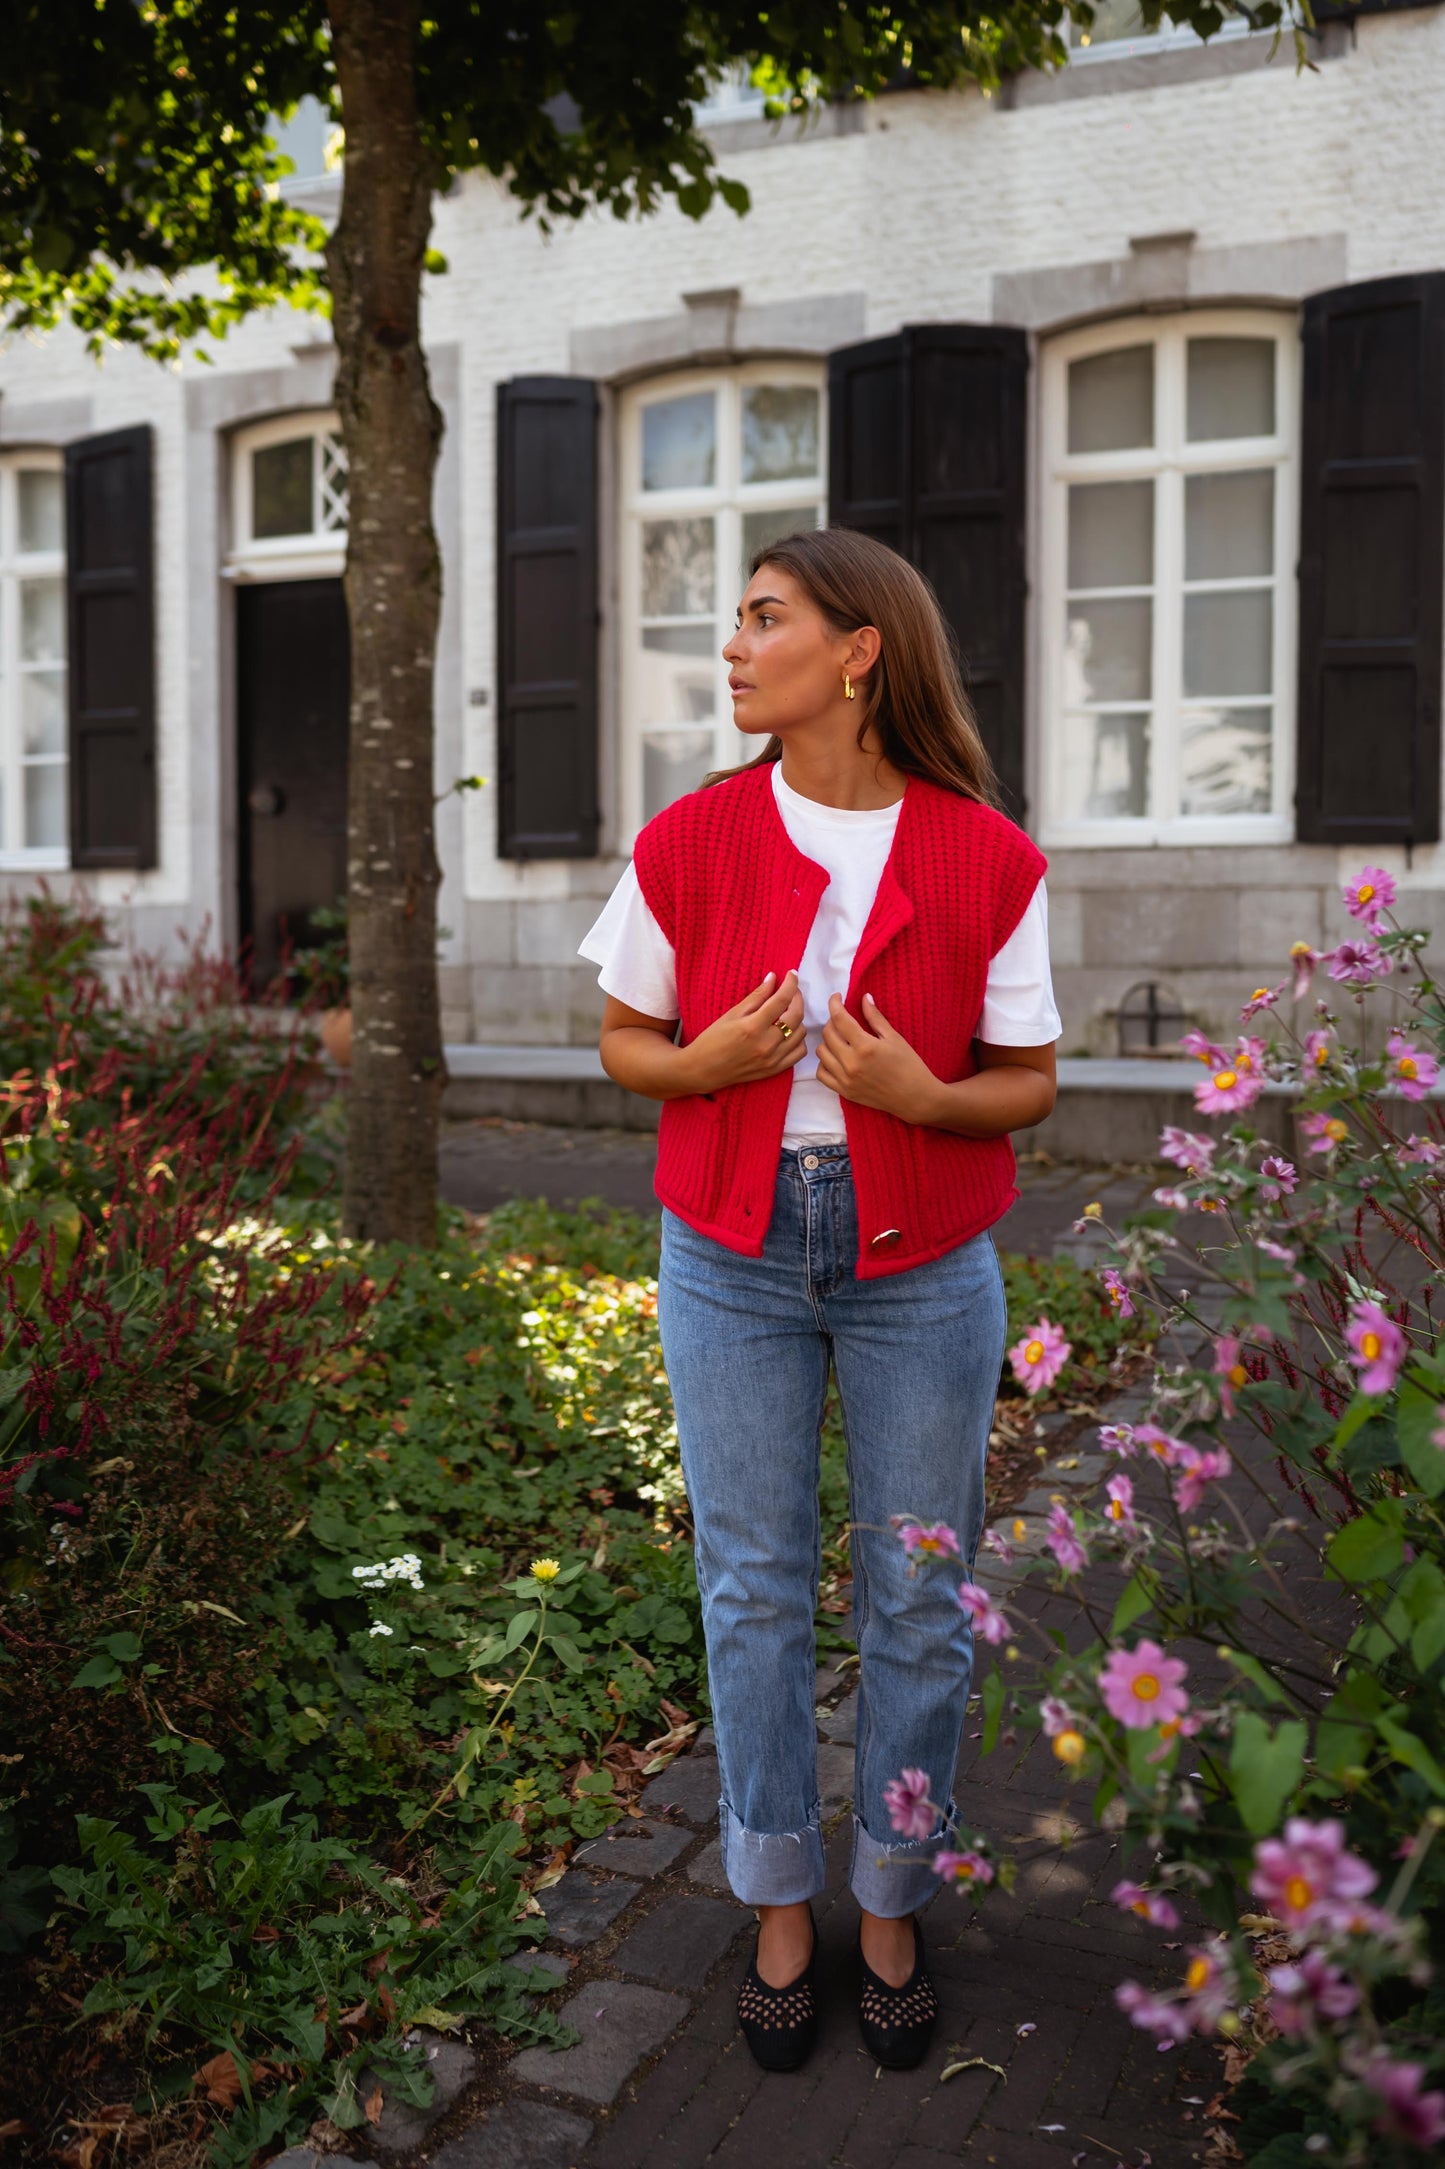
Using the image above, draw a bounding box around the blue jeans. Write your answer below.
[658,1144,1007,1916]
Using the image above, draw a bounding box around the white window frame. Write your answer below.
[1066,5,1253,60]
[1037,308,1299,850]
[228,411,347,582]
[0,450,69,871]
[617,361,827,847]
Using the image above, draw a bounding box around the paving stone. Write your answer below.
[429,2100,593,2169]
[268,2154,373,2169]
[694,1723,716,1749]
[638,1751,722,1825]
[511,1978,689,2105]
[539,1869,641,1947]
[506,1946,571,1980]
[817,1688,858,1743]
[817,1740,856,1815]
[574,1816,693,1879]
[613,1893,749,1990]
[364,2032,477,2151]
[686,1836,733,1892]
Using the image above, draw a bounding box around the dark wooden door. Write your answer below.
[237,579,350,988]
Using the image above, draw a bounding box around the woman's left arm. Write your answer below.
[816,994,1056,1137]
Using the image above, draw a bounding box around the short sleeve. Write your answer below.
[979,882,1061,1046]
[578,862,679,1020]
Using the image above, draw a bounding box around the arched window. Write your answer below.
[1038,311,1297,844]
[618,364,826,839]
[230,413,348,575]
[0,451,67,864]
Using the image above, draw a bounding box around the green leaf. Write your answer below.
[1229,1711,1307,1836]
[1330,1391,1377,1454]
[1326,1500,1406,1586]
[502,1610,536,1656]
[575,1771,614,1796]
[102,1631,143,1663]
[547,1633,584,1673]
[978,1670,1005,1754]
[1110,1574,1153,1635]
[1377,1716,1445,1798]
[1398,1376,1445,1497]
[1217,1645,1291,1709]
[70,1656,122,1690]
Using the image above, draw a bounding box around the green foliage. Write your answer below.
[1000,1247,1153,1380]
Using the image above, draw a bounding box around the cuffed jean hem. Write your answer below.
[849,1800,960,1919]
[720,1799,827,1907]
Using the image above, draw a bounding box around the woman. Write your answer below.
[578,528,1059,2072]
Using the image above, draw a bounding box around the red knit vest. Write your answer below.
[632,760,1047,1279]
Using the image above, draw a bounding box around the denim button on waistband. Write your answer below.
[802,1153,820,1169]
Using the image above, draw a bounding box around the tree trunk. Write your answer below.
[326,0,443,1246]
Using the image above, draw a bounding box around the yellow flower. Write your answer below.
[1012,1518,1027,1541]
[530,1558,561,1583]
[1083,1201,1102,1218]
[1053,1729,1087,1766]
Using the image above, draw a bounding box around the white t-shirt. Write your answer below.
[579,763,1061,1147]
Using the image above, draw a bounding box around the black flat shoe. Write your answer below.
[736,1909,819,2072]
[858,1916,938,2070]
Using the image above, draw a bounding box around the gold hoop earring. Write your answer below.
[843,671,856,702]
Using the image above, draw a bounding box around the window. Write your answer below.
[1066,1,1251,57]
[0,453,68,865]
[1038,312,1297,845]
[230,413,348,574]
[619,365,825,838]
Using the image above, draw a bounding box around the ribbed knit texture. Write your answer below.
[633,759,1047,1279]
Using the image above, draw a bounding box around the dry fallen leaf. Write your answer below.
[940,2056,1007,2083]
[362,2085,384,2129]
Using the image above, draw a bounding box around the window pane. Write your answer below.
[318,432,349,531]
[642,516,715,617]
[1181,707,1272,816]
[1183,590,1272,698]
[1067,346,1154,453]
[642,392,716,491]
[21,669,66,755]
[643,728,715,820]
[741,387,820,483]
[1185,469,1274,580]
[20,578,64,663]
[23,761,66,849]
[1063,711,1150,820]
[252,438,315,538]
[1064,597,1152,704]
[1186,337,1275,441]
[18,470,63,554]
[742,502,820,573]
[1067,480,1153,589]
[1075,0,1151,41]
[638,626,716,726]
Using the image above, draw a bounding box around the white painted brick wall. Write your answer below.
[2,14,1443,1041]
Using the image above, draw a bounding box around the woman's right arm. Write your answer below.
[599,971,808,1102]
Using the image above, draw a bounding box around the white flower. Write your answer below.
[369,1621,394,1638]
[352,1554,425,1591]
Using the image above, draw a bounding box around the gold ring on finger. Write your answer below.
[776,1020,794,1039]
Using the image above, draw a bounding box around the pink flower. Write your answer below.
[1214,1335,1249,1417]
[1100,1268,1134,1318]
[1327,939,1390,984]
[1265,1950,1359,2037]
[1114,1980,1190,2043]
[1302,1027,1334,1071]
[1178,1945,1236,2031]
[1258,1237,1298,1265]
[1099,1423,1136,1457]
[933,1847,994,1887]
[1112,1880,1180,1930]
[1160,1126,1216,1174]
[1152,1185,1192,1209]
[1234,1034,1268,1076]
[1388,1031,1439,1102]
[956,1580,1010,1645]
[1099,1640,1190,1731]
[1171,1443,1232,1512]
[1040,1696,1075,1738]
[1045,1502,1088,1574]
[1249,1818,1378,1928]
[1401,1133,1443,1166]
[1180,1029,1226,1066]
[1240,983,1281,1021]
[882,1767,935,1841]
[1259,1154,1297,1199]
[1345,1299,1407,1395]
[1146,1710,1201,1765]
[981,1526,1014,1564]
[1009,1319,1070,1394]
[1289,943,1319,1001]
[893,1518,961,1560]
[1343,865,1396,926]
[1301,1110,1349,1156]
[1195,1061,1264,1116]
[1134,1423,1189,1467]
[1102,1472,1137,1532]
[1364,2056,1445,2148]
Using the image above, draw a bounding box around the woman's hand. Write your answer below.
[678,970,809,1093]
[815,993,940,1121]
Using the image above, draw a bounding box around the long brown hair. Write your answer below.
[708,527,999,804]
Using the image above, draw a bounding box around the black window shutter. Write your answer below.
[1296,272,1445,846]
[496,376,599,859]
[828,325,1029,819]
[64,425,156,869]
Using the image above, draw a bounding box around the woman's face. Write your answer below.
[722,564,873,739]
